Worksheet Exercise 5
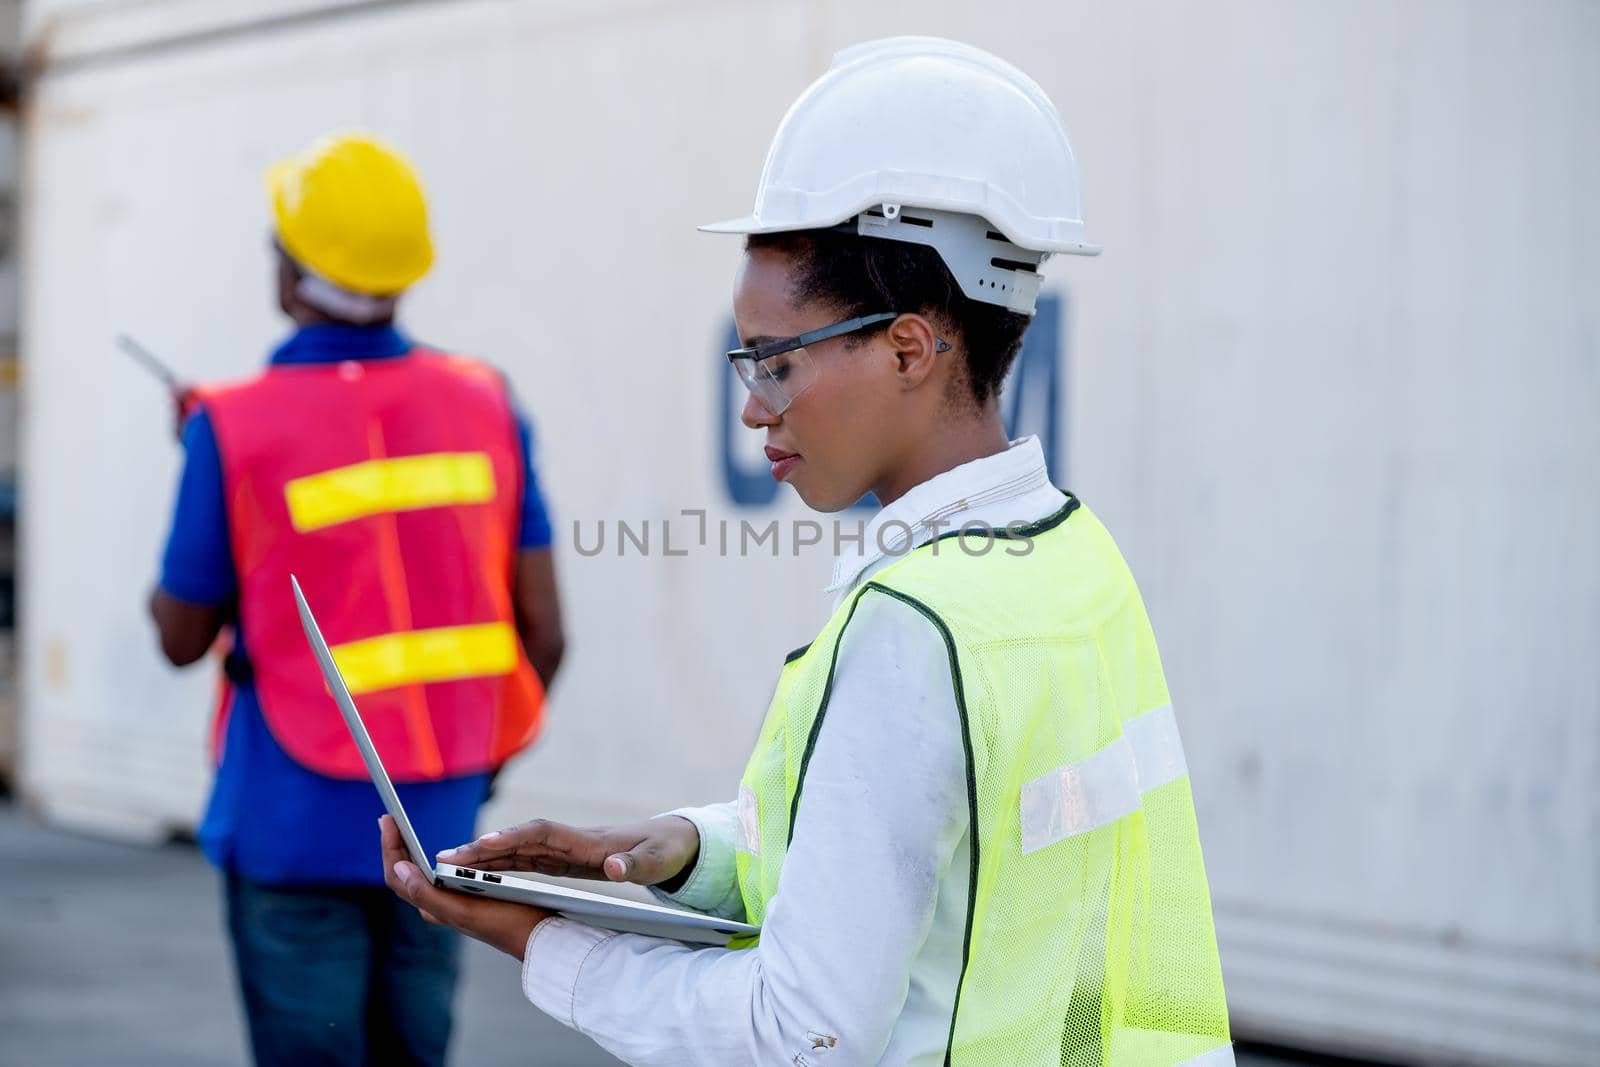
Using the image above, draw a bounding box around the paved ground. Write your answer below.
[0,800,1304,1066]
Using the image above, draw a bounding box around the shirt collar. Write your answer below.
[826,435,1055,595]
[270,322,413,366]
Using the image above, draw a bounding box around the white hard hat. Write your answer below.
[702,36,1099,315]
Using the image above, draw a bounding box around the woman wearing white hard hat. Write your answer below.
[382,37,1234,1066]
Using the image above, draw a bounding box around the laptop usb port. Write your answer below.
[482,873,502,884]
[455,868,476,879]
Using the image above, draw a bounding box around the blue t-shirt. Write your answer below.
[159,323,553,887]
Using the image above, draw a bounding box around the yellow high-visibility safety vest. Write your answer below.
[734,495,1234,1066]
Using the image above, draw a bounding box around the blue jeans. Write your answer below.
[224,873,459,1066]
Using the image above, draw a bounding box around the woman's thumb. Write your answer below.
[604,840,663,883]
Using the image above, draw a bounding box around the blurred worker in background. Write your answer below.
[148,131,565,1066]
[377,38,1232,1067]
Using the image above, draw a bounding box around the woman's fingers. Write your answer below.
[432,815,697,887]
[379,815,411,872]
[380,815,555,961]
[438,819,648,878]
[439,818,578,864]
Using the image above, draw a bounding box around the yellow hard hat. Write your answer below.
[267,132,434,296]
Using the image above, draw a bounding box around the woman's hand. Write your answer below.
[380,815,552,960]
[438,814,701,889]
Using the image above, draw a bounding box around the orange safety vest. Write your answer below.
[200,348,545,782]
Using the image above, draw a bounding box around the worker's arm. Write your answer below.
[516,592,968,1066]
[150,409,236,668]
[514,547,565,690]
[149,589,226,666]
[508,402,564,690]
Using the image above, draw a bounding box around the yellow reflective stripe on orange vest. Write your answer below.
[329,622,518,696]
[284,452,496,532]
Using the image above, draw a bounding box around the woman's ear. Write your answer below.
[887,313,945,390]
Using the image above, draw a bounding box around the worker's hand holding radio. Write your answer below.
[171,386,200,439]
[115,335,199,440]
[437,814,702,891]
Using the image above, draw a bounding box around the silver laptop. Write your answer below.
[291,575,758,946]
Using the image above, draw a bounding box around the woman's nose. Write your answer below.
[740,388,780,429]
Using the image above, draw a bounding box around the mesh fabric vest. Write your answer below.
[733,497,1232,1066]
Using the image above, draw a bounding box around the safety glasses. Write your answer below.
[726,312,898,414]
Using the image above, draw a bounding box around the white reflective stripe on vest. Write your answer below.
[1109,1032,1235,1067]
[1125,702,1189,791]
[735,783,761,855]
[1176,1043,1236,1067]
[1019,704,1188,855]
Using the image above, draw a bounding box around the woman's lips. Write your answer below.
[764,446,801,481]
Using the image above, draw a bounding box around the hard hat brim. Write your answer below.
[697,214,784,235]
[699,210,1101,257]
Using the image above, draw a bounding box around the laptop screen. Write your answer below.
[291,575,437,881]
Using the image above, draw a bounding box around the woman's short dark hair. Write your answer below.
[746,228,1031,406]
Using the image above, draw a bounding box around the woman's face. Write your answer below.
[731,246,910,512]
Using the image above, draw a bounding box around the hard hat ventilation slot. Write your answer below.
[990,256,1038,273]
[863,207,933,228]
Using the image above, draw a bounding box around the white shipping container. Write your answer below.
[17,1,1600,1064]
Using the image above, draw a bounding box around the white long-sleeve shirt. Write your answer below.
[521,437,1067,1066]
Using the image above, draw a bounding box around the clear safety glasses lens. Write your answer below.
[732,346,817,415]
